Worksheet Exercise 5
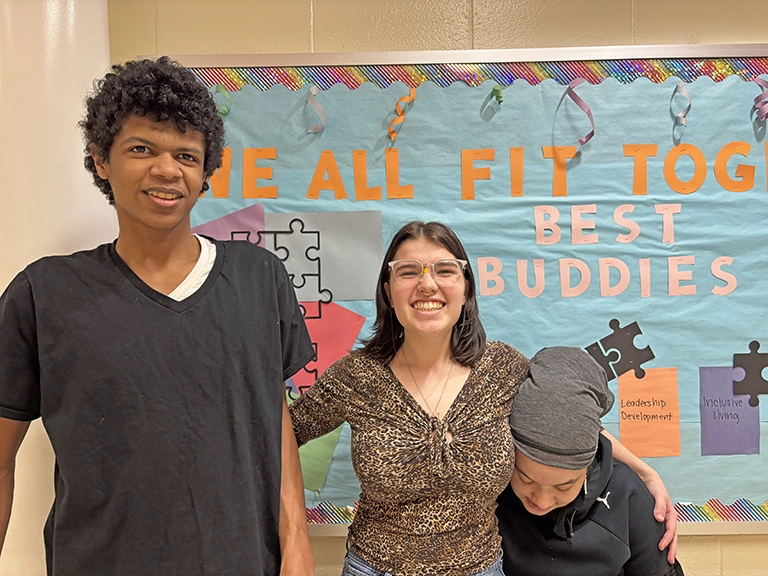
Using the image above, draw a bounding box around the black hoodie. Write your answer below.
[497,436,684,576]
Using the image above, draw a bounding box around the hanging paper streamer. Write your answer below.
[388,87,417,141]
[565,78,595,145]
[753,76,768,121]
[672,81,692,126]
[492,84,508,104]
[211,84,232,117]
[306,86,327,133]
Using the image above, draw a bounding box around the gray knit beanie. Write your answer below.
[510,346,614,470]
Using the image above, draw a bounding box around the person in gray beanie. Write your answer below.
[496,347,684,576]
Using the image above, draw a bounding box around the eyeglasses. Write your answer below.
[387,259,468,286]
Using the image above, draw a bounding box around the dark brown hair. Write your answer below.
[360,221,486,366]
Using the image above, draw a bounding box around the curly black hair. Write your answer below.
[80,56,225,205]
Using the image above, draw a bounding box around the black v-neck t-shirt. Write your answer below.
[0,239,314,575]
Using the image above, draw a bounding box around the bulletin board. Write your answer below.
[179,45,768,526]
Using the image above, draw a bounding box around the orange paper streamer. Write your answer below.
[388,88,417,141]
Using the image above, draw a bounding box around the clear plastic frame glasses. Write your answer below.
[387,258,468,286]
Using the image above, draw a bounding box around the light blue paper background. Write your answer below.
[192,75,768,505]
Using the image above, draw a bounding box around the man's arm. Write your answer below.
[602,429,678,563]
[279,392,314,576]
[614,462,684,576]
[0,417,30,555]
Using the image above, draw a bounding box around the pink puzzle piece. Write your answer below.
[293,301,366,392]
[191,203,265,246]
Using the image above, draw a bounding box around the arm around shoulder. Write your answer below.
[602,428,678,561]
[288,356,353,447]
[618,462,681,576]
[0,417,31,555]
[495,341,530,386]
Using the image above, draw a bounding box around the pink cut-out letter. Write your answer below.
[668,255,696,296]
[711,256,737,296]
[516,259,545,298]
[639,258,651,298]
[614,204,640,244]
[599,258,630,297]
[654,204,681,244]
[571,204,598,245]
[478,257,505,296]
[534,206,561,245]
[560,258,591,297]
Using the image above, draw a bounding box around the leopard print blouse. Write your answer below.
[290,341,529,575]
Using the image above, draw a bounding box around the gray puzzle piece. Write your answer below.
[599,319,655,379]
[733,340,768,407]
[585,341,619,381]
[258,218,331,304]
[271,219,322,289]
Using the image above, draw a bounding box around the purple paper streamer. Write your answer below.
[754,76,768,121]
[566,78,595,145]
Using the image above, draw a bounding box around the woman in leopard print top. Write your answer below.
[290,221,676,575]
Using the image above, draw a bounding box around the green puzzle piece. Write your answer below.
[298,426,343,492]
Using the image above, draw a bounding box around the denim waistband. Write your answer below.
[341,549,503,576]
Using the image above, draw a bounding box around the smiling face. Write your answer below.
[384,238,467,342]
[511,451,588,516]
[91,114,206,237]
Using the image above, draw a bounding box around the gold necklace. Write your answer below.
[401,348,454,418]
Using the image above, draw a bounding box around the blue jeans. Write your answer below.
[340,549,504,576]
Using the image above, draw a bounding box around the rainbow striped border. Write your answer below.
[307,499,768,524]
[190,58,768,92]
[306,501,356,524]
[675,498,768,523]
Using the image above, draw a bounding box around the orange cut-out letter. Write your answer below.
[510,147,524,197]
[668,255,696,296]
[663,144,706,194]
[206,147,232,198]
[559,258,591,297]
[353,150,382,201]
[385,148,414,199]
[599,258,630,297]
[571,204,598,245]
[243,148,278,199]
[714,142,754,192]
[462,149,494,200]
[711,256,737,296]
[542,146,577,197]
[623,144,658,195]
[478,257,504,296]
[306,150,348,200]
[534,206,561,245]
[516,259,545,298]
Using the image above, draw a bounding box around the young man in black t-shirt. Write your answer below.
[0,57,315,576]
